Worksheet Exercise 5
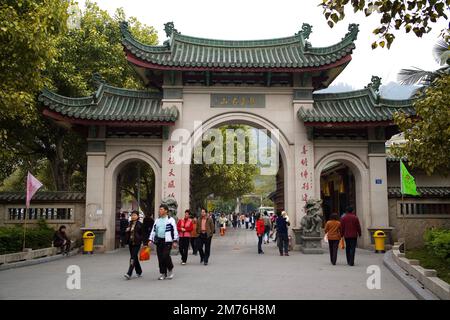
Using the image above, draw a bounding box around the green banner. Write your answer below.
[400,160,420,196]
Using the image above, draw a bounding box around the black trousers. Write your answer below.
[198,234,212,263]
[345,238,358,266]
[245,222,249,229]
[127,244,142,276]
[55,240,71,254]
[156,238,174,275]
[328,240,339,265]
[119,233,126,247]
[179,237,190,263]
[257,235,263,253]
[277,232,289,254]
[191,237,198,254]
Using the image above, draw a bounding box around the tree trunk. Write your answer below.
[49,130,68,191]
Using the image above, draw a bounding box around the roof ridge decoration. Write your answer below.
[164,21,178,38]
[365,75,382,94]
[295,23,312,40]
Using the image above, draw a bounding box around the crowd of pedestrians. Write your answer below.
[119,204,362,281]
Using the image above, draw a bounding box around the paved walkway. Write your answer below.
[0,228,416,299]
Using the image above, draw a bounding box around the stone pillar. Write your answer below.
[368,142,389,228]
[161,76,184,218]
[84,151,106,241]
[292,86,315,227]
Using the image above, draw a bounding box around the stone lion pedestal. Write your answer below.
[297,199,325,254]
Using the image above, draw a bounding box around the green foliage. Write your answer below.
[424,228,450,262]
[46,1,158,96]
[190,126,258,211]
[118,161,155,217]
[320,0,450,48]
[0,0,69,126]
[406,247,450,284]
[0,1,158,191]
[392,74,450,175]
[0,219,54,254]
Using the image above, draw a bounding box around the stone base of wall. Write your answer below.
[388,199,450,248]
[391,243,449,300]
[0,247,58,264]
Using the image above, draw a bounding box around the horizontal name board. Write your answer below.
[211,94,265,108]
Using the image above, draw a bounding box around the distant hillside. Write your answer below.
[316,83,355,93]
[379,82,418,99]
[317,81,417,100]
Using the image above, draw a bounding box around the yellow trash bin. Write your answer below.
[373,230,386,253]
[82,231,95,254]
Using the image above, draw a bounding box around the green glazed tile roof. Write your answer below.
[39,83,178,123]
[386,154,408,162]
[120,22,359,69]
[388,186,450,198]
[298,87,415,123]
[0,191,86,203]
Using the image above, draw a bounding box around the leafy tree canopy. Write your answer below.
[320,0,450,48]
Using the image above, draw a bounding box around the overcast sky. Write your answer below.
[77,0,447,89]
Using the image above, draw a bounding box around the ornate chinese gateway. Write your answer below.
[39,21,417,251]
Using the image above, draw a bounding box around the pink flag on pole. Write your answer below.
[26,172,43,208]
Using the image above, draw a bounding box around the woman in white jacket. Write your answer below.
[149,204,179,280]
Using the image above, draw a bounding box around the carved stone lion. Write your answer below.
[161,197,178,218]
[300,199,323,236]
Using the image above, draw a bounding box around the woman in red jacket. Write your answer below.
[256,213,265,254]
[177,209,194,265]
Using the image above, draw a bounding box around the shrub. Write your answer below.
[424,228,450,262]
[0,219,54,255]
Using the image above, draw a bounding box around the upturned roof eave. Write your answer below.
[124,50,353,73]
[42,109,176,127]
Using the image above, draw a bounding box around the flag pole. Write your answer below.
[23,206,28,251]
[400,160,406,254]
[402,192,406,254]
[24,172,43,251]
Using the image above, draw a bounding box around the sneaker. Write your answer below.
[204,262,208,266]
[166,271,174,280]
[285,253,289,256]
[124,274,131,280]
[280,253,284,256]
[136,273,142,278]
[158,274,166,280]
[181,262,186,265]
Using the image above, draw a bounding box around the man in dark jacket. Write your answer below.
[197,208,215,265]
[340,206,362,266]
[124,210,144,279]
[53,225,71,255]
[119,213,129,248]
[276,212,290,256]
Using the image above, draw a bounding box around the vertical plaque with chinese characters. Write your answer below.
[210,94,265,108]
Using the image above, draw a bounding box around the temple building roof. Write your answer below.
[298,79,415,125]
[121,21,359,72]
[0,191,86,203]
[388,186,450,198]
[39,81,178,125]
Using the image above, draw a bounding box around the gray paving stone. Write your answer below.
[0,228,416,300]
